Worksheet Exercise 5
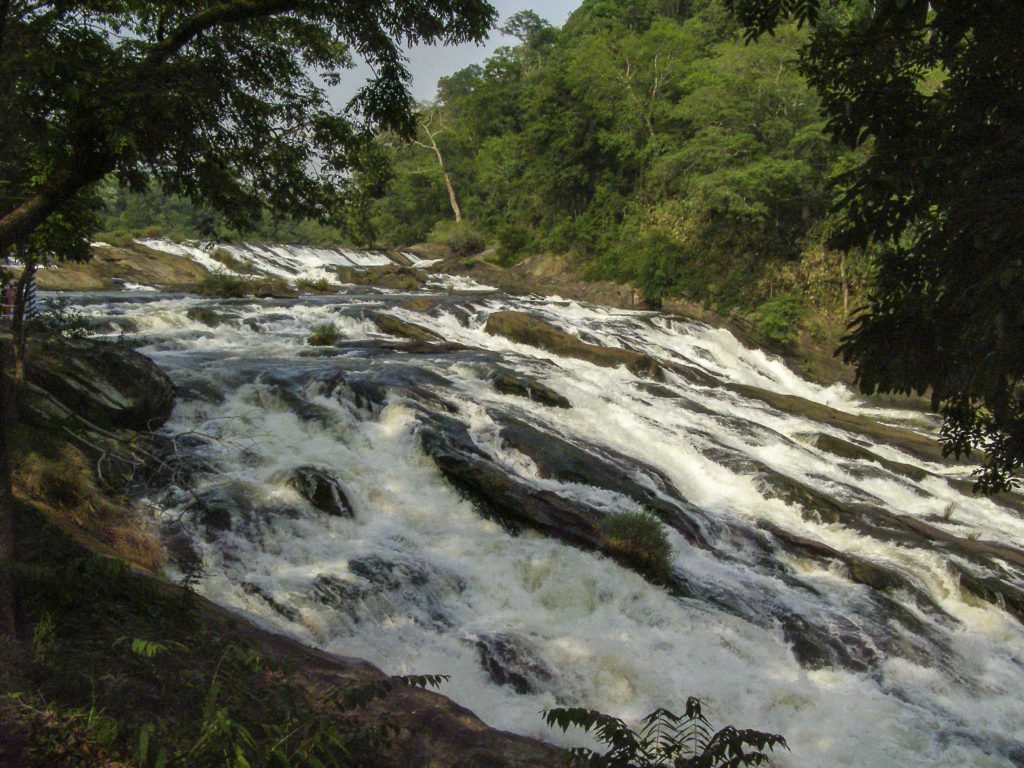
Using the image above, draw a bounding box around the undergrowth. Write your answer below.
[0,505,441,767]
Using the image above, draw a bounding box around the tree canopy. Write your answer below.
[0,0,497,262]
[729,0,1024,490]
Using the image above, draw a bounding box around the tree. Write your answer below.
[0,0,496,639]
[728,0,1024,491]
[412,107,463,222]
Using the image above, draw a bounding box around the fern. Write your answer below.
[544,699,788,768]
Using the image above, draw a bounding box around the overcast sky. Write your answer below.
[332,0,581,106]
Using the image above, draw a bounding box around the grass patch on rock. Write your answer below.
[601,510,673,585]
[307,323,342,346]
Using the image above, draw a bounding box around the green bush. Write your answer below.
[199,273,249,298]
[601,510,673,585]
[307,323,341,346]
[295,277,335,294]
[496,224,531,265]
[209,248,257,275]
[752,293,806,348]
[428,220,486,257]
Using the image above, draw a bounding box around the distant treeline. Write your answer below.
[371,0,882,339]
[97,0,881,343]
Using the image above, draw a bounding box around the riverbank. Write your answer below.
[1,334,563,768]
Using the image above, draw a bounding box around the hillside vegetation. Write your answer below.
[369,0,875,344]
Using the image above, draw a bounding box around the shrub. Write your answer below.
[496,224,531,265]
[295,277,335,294]
[307,323,341,346]
[428,220,486,257]
[209,248,256,275]
[751,293,806,348]
[200,273,249,298]
[601,510,673,585]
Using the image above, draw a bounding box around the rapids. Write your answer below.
[64,248,1024,767]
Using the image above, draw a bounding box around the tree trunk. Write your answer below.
[0,317,17,641]
[0,260,35,641]
[840,254,850,317]
[416,127,462,223]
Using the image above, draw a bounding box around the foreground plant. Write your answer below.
[544,698,788,768]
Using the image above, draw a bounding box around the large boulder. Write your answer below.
[280,466,354,518]
[337,265,427,290]
[27,337,175,430]
[372,312,444,343]
[484,311,661,377]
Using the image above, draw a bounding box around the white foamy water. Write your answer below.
[68,283,1024,768]
[136,239,405,284]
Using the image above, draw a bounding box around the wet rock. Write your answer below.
[280,466,354,518]
[401,297,440,313]
[778,613,876,672]
[188,485,247,532]
[85,316,139,334]
[418,412,607,549]
[729,382,952,464]
[473,634,553,695]
[484,310,662,378]
[186,306,232,328]
[372,312,444,343]
[490,369,571,409]
[349,556,427,589]
[311,574,369,619]
[337,265,427,290]
[954,567,1024,623]
[492,414,710,546]
[241,581,299,622]
[811,433,929,482]
[26,336,175,430]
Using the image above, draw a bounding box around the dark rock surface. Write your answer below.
[484,310,661,378]
[27,336,175,430]
[490,368,571,409]
[280,465,354,518]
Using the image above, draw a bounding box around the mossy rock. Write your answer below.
[26,337,175,431]
[186,306,230,327]
[371,313,443,343]
[337,265,427,290]
[484,310,661,378]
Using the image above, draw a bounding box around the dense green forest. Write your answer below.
[370,0,874,326]
[96,0,875,342]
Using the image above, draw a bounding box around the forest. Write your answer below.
[98,0,873,344]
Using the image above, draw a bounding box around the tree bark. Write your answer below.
[0,302,17,641]
[0,158,110,254]
[414,115,463,223]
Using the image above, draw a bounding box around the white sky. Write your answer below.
[331,0,581,106]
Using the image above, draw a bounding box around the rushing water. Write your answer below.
[65,246,1024,767]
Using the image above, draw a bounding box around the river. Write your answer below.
[66,243,1024,767]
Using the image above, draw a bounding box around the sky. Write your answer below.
[331,0,581,106]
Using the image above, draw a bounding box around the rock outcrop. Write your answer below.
[27,336,175,431]
[279,466,354,518]
[484,310,661,377]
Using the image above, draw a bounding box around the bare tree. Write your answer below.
[413,108,463,223]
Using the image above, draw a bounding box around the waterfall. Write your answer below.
[68,272,1024,768]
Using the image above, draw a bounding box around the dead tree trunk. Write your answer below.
[414,110,463,223]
